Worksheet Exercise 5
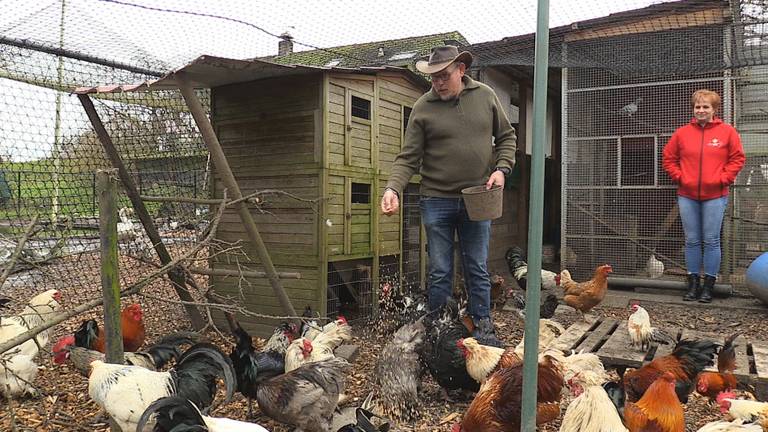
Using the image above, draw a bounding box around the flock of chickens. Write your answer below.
[1,246,768,431]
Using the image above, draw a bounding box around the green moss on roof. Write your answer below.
[263,31,468,70]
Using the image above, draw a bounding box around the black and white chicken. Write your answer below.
[374,318,426,421]
[88,342,236,432]
[137,396,270,431]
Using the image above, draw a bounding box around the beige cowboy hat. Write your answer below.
[415,45,473,74]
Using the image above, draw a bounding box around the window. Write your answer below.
[621,137,655,186]
[351,96,371,120]
[388,51,417,61]
[403,106,412,132]
[325,59,342,67]
[351,183,370,204]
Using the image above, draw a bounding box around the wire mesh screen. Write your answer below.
[401,183,424,294]
[327,260,373,324]
[0,32,211,322]
[562,3,768,291]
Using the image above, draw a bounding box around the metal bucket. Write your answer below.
[461,184,503,221]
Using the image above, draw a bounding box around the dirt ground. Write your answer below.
[2,282,768,432]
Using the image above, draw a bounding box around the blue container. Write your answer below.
[746,252,768,305]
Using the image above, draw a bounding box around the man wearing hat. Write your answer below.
[381,45,517,347]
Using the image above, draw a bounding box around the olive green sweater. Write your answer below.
[386,76,517,198]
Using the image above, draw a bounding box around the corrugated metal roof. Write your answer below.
[74,54,427,94]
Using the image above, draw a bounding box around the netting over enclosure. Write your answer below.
[556,1,768,287]
[1,1,768,428]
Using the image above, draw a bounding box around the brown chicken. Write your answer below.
[457,337,521,384]
[559,264,612,321]
[453,354,563,432]
[52,303,146,357]
[697,333,740,400]
[624,372,684,432]
[623,338,719,403]
[490,274,507,309]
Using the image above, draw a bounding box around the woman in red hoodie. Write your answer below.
[663,89,745,303]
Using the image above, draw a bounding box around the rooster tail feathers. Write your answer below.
[505,246,527,275]
[232,323,254,352]
[176,342,237,405]
[650,328,676,346]
[144,331,201,369]
[672,339,720,377]
[137,396,205,432]
[723,333,740,349]
[74,319,99,349]
[718,333,740,373]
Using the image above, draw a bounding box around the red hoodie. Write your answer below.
[662,117,745,201]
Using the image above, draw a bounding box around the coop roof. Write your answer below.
[468,0,729,68]
[74,54,428,95]
[261,31,468,69]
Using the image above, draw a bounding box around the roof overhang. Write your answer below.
[74,54,428,94]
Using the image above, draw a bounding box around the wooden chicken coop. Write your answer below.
[206,59,430,335]
[73,56,430,336]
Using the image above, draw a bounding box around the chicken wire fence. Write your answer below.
[560,3,768,291]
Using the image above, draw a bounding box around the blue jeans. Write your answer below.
[678,195,728,277]
[420,197,492,320]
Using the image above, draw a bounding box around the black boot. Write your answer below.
[472,317,504,348]
[699,275,716,303]
[683,273,700,301]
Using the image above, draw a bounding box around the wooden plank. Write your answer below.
[598,321,648,368]
[577,319,618,353]
[551,320,594,353]
[750,342,768,400]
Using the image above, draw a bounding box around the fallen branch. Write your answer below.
[0,191,226,357]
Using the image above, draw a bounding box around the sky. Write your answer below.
[0,0,671,161]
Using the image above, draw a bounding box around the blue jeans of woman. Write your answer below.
[420,196,492,320]
[678,195,728,277]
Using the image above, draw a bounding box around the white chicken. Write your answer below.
[646,253,664,279]
[137,396,270,432]
[302,316,350,342]
[627,304,675,351]
[717,391,768,427]
[0,289,62,358]
[117,207,137,241]
[284,337,335,372]
[696,420,763,431]
[0,354,39,398]
[514,318,565,357]
[0,289,62,398]
[549,349,608,387]
[560,370,628,432]
[88,343,235,432]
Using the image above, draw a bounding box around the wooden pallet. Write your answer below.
[551,312,768,398]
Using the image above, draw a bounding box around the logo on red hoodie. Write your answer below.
[707,138,721,147]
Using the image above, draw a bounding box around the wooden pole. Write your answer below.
[175,74,297,319]
[96,169,124,364]
[78,94,206,330]
[188,266,301,280]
